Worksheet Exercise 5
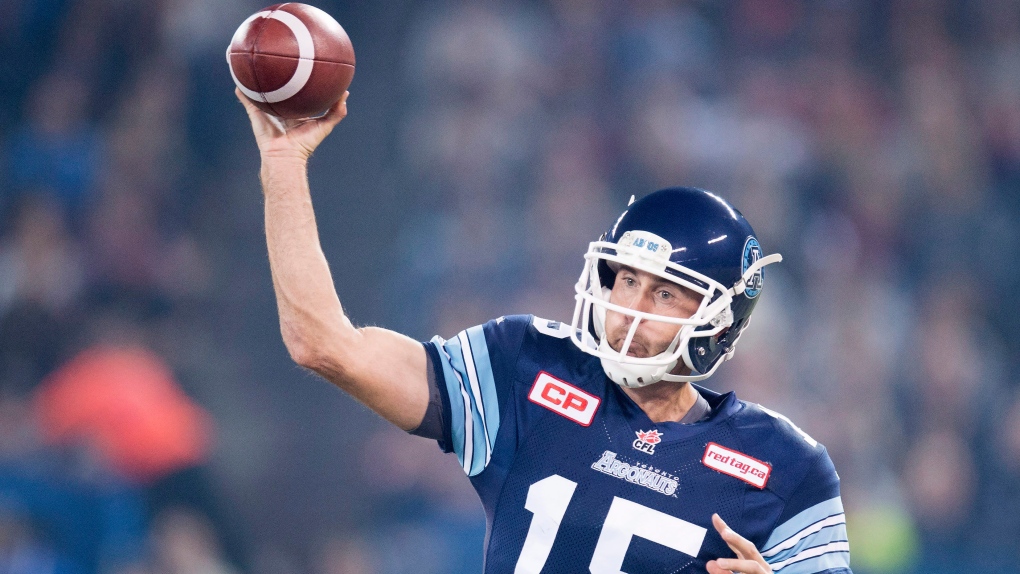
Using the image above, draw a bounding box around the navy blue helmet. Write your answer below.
[569,187,782,387]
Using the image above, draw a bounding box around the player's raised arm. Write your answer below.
[236,89,429,431]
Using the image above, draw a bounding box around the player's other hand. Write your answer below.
[235,88,348,162]
[706,514,772,574]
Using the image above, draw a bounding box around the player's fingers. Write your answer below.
[236,88,285,137]
[266,114,289,134]
[712,514,758,561]
[705,559,732,574]
[714,558,766,573]
[320,91,349,127]
[292,92,347,148]
[235,88,259,115]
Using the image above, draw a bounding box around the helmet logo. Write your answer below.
[742,237,764,298]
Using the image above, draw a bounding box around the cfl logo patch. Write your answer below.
[633,429,663,454]
[528,372,600,426]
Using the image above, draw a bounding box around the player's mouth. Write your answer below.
[610,338,651,358]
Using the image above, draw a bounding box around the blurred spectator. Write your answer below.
[33,346,213,484]
[313,534,374,574]
[3,70,104,221]
[0,195,84,318]
[0,508,79,574]
[0,195,83,393]
[149,506,237,574]
[356,426,484,574]
[0,391,148,574]
[0,0,70,131]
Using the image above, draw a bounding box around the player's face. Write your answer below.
[604,266,702,358]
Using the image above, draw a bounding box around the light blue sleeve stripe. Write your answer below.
[766,524,848,564]
[443,335,479,473]
[445,334,489,476]
[465,325,500,448]
[430,336,468,469]
[764,497,845,550]
[774,550,850,574]
[432,333,498,477]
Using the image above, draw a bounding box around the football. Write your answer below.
[227,3,355,119]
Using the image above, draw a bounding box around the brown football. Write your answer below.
[227,3,355,119]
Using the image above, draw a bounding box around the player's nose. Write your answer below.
[615,295,655,336]
[626,286,657,315]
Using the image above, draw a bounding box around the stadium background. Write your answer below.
[2,0,1019,572]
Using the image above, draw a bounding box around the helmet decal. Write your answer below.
[741,237,764,298]
[617,231,673,270]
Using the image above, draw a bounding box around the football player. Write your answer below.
[237,90,852,574]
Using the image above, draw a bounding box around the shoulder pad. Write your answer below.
[757,404,818,448]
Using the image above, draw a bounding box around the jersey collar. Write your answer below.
[609,381,742,443]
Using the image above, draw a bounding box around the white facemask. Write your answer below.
[569,231,781,387]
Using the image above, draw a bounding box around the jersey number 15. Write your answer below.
[514,475,707,573]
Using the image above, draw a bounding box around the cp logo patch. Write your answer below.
[528,372,600,426]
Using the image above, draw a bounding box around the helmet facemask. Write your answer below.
[570,231,735,388]
[570,230,781,388]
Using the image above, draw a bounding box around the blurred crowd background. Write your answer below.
[2,0,1019,572]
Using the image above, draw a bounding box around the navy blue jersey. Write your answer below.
[424,315,852,574]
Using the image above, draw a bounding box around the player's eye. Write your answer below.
[657,290,673,301]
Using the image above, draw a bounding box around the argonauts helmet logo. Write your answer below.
[742,237,764,298]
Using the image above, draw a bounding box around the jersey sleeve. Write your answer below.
[422,315,529,477]
[759,448,852,574]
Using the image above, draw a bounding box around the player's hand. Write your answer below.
[706,514,772,574]
[235,88,348,162]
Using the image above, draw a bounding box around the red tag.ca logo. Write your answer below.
[527,372,600,426]
[701,442,771,489]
